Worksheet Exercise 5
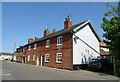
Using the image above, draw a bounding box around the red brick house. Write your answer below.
[99,42,112,62]
[16,17,100,70]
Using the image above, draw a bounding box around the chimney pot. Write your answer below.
[64,16,72,29]
[44,28,50,36]
[28,38,34,44]
[35,37,38,41]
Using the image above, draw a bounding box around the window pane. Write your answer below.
[46,40,50,48]
[45,54,49,62]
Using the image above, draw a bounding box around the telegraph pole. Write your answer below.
[113,1,120,76]
[13,43,16,61]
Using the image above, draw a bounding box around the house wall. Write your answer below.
[73,24,100,65]
[16,33,73,70]
[0,54,12,60]
[39,33,73,69]
[16,52,23,63]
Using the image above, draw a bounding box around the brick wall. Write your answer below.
[16,32,73,70]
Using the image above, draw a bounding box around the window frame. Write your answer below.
[56,53,62,63]
[45,54,50,62]
[34,43,37,49]
[46,39,50,48]
[28,45,31,50]
[57,36,62,46]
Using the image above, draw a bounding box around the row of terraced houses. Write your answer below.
[16,17,101,70]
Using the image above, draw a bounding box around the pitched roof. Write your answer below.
[99,42,108,47]
[17,20,100,49]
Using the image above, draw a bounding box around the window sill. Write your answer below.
[57,44,62,46]
[56,61,62,64]
[45,61,49,63]
[46,46,50,48]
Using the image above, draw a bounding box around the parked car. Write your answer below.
[88,58,114,72]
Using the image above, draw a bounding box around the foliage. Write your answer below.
[101,2,120,77]
[26,61,35,65]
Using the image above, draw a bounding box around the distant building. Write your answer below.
[16,17,100,70]
[99,42,112,62]
[0,52,13,60]
[100,41,109,56]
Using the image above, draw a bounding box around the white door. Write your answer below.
[37,56,40,66]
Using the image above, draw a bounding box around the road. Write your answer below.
[1,61,117,80]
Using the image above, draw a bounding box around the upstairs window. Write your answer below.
[17,49,19,52]
[45,54,49,62]
[34,43,37,49]
[56,53,62,63]
[28,45,31,50]
[46,39,50,48]
[23,48,25,52]
[21,48,23,52]
[57,36,62,46]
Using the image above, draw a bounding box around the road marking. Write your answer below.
[0,69,12,76]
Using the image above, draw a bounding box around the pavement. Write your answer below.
[2,60,120,80]
[41,66,119,80]
[73,69,119,80]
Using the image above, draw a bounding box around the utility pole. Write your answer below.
[13,43,16,61]
[113,1,120,76]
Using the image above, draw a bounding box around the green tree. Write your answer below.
[101,2,120,77]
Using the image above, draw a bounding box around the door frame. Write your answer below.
[37,56,40,66]
[41,55,44,66]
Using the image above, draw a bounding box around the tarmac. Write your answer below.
[73,69,120,81]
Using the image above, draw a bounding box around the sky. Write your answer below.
[2,2,117,53]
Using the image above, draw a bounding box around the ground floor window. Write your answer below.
[45,54,49,62]
[56,53,62,63]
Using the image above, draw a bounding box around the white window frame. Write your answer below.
[57,36,62,46]
[27,55,30,61]
[45,54,49,62]
[46,39,50,48]
[28,45,31,50]
[33,55,36,61]
[56,53,62,63]
[34,43,37,49]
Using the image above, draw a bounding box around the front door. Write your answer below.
[37,56,40,66]
[22,56,25,63]
[41,56,44,66]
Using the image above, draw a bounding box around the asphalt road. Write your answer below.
[1,61,110,80]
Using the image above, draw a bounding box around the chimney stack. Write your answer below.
[64,16,72,29]
[44,28,50,37]
[28,38,34,44]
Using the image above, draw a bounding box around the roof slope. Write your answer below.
[17,20,100,49]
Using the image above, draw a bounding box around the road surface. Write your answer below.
[1,61,114,80]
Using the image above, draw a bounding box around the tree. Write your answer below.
[101,2,120,77]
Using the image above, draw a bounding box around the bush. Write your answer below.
[26,61,35,65]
